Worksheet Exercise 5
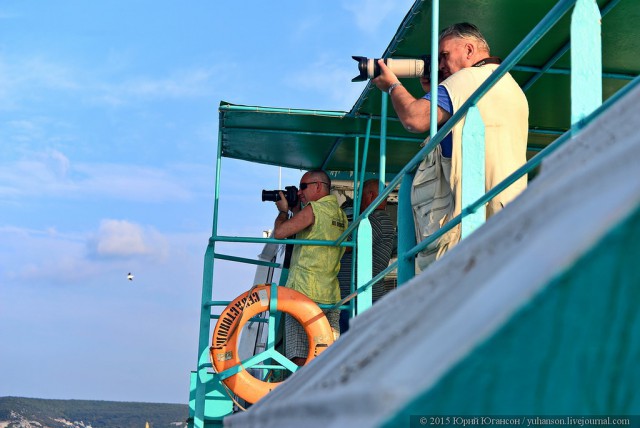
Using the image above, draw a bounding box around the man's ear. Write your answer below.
[465,42,475,59]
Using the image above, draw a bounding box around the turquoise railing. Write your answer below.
[191,0,621,425]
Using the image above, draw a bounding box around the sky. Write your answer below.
[0,0,416,404]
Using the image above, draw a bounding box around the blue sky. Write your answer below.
[0,0,415,404]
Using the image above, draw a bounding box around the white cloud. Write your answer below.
[0,56,79,107]
[0,149,196,203]
[0,226,98,285]
[88,219,168,260]
[0,54,234,110]
[92,65,229,106]
[0,221,177,286]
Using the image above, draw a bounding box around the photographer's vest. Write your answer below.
[286,195,347,304]
[412,63,528,271]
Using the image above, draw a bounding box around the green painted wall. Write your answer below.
[384,202,640,426]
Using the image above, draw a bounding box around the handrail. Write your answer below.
[343,73,640,303]
[212,235,355,247]
[219,104,346,117]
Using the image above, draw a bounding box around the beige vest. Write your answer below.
[442,64,528,218]
[412,64,528,271]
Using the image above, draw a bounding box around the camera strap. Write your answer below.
[472,57,502,67]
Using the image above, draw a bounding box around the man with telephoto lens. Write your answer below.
[273,169,347,366]
[372,22,528,272]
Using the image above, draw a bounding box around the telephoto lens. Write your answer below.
[352,55,431,82]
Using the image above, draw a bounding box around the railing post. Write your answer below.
[430,0,440,140]
[356,218,373,314]
[397,173,416,284]
[571,0,602,125]
[380,91,388,186]
[194,126,226,427]
[461,105,486,238]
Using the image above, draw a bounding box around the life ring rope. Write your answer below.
[209,283,335,404]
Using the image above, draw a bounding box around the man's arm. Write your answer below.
[273,192,315,239]
[372,60,450,133]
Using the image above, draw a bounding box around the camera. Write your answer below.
[352,55,439,82]
[262,186,299,208]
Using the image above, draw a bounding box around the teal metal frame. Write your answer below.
[190,0,612,425]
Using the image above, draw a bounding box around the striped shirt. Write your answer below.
[338,209,396,302]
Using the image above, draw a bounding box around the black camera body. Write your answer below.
[352,55,441,82]
[262,185,299,208]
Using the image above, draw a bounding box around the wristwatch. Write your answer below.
[388,82,402,95]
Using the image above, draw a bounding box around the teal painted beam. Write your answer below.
[188,372,232,422]
[194,126,226,428]
[430,0,439,140]
[210,315,267,323]
[356,217,373,314]
[379,92,388,185]
[267,283,278,351]
[397,173,416,285]
[223,126,424,144]
[213,252,280,268]
[328,257,401,311]
[213,235,354,248]
[321,137,345,171]
[571,0,602,125]
[203,300,232,308]
[516,65,634,82]
[350,136,360,319]
[219,104,346,117]
[460,106,486,238]
[353,136,360,213]
[215,349,281,381]
[528,128,564,135]
[355,118,372,216]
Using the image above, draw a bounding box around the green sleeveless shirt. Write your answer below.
[285,195,347,304]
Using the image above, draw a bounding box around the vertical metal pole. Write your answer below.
[430,0,440,140]
[460,106,486,238]
[379,93,388,189]
[571,0,602,125]
[194,126,225,428]
[356,99,385,314]
[356,118,372,215]
[350,137,360,317]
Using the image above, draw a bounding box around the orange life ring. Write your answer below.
[210,284,335,404]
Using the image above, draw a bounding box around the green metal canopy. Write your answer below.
[218,0,639,172]
[219,103,422,173]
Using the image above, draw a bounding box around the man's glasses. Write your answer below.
[299,181,328,190]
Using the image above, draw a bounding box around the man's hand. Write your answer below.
[419,76,432,94]
[371,59,400,93]
[276,191,289,213]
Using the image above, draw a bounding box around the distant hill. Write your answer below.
[0,396,189,428]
